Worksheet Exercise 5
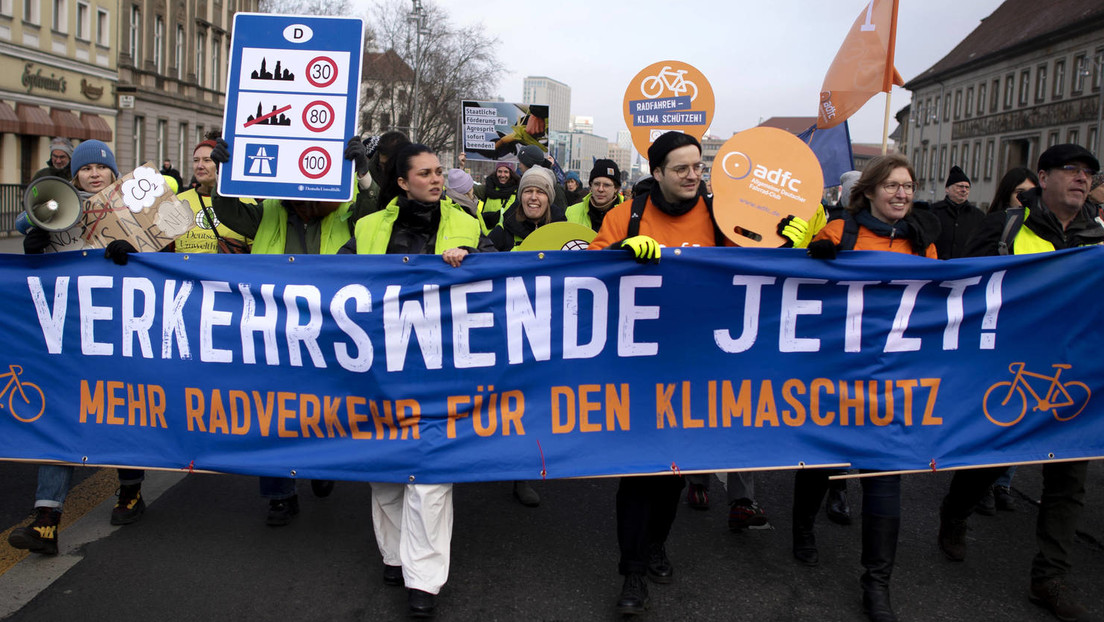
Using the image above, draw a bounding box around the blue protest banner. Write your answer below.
[219,13,364,202]
[1,248,1102,483]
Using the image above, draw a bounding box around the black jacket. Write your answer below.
[928,196,986,259]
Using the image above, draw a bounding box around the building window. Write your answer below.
[157,119,167,163]
[939,145,947,177]
[76,1,89,40]
[984,140,994,180]
[196,31,206,87]
[951,145,958,167]
[1054,59,1066,99]
[931,96,939,124]
[920,146,928,179]
[153,17,163,73]
[1089,127,1099,153]
[943,95,950,122]
[1035,65,1047,103]
[1094,49,1104,92]
[1049,131,1060,147]
[96,8,108,45]
[51,0,66,32]
[965,87,974,118]
[1073,54,1088,93]
[961,143,969,171]
[175,25,184,79]
[929,149,937,182]
[178,122,187,170]
[1068,128,1079,144]
[1,0,11,17]
[129,5,140,62]
[977,83,987,115]
[953,90,962,120]
[1003,74,1014,109]
[212,36,221,90]
[134,116,144,169]
[989,79,999,112]
[972,141,981,179]
[913,148,921,173]
[23,0,39,24]
[195,125,204,147]
[1018,70,1030,106]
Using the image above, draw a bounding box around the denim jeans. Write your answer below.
[34,466,144,509]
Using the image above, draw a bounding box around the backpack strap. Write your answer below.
[998,207,1025,256]
[626,193,649,238]
[838,212,860,251]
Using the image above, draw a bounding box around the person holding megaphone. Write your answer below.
[11,139,150,559]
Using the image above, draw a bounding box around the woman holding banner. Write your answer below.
[10,140,149,557]
[803,153,939,622]
[343,143,492,619]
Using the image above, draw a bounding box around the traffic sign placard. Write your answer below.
[219,14,364,202]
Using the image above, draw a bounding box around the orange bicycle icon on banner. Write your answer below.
[0,364,46,423]
[983,362,1090,427]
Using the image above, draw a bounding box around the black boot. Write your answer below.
[861,514,900,622]
[826,479,852,525]
[792,471,829,566]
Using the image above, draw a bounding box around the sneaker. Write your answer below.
[1029,578,1089,622]
[994,485,1016,512]
[110,484,146,525]
[616,573,649,615]
[8,507,61,556]
[974,487,997,516]
[310,479,335,498]
[646,543,674,584]
[512,481,540,507]
[687,483,709,510]
[728,499,768,531]
[266,495,300,526]
[938,510,968,562]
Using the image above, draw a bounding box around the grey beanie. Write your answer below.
[839,170,861,208]
[49,137,74,157]
[518,166,555,199]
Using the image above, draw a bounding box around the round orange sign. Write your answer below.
[622,61,715,160]
[711,127,823,248]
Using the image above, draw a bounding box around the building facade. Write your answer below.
[563,130,607,177]
[114,0,258,179]
[522,75,569,134]
[0,0,118,184]
[902,0,1104,208]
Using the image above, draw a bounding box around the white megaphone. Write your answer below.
[22,176,83,232]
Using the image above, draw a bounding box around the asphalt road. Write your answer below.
[0,462,1101,621]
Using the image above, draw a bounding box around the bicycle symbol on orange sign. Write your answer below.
[982,362,1090,427]
[640,66,699,102]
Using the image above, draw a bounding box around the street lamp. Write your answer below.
[408,0,429,142]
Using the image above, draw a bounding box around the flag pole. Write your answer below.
[881,0,901,155]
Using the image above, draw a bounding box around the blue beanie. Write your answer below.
[70,140,119,178]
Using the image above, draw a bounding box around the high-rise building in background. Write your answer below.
[523,76,570,133]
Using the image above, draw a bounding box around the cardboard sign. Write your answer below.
[711,127,823,248]
[44,162,194,253]
[461,101,550,162]
[219,13,364,202]
[622,61,714,160]
[516,222,596,251]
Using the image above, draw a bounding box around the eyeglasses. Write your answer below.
[664,162,705,178]
[1054,164,1098,178]
[881,182,917,194]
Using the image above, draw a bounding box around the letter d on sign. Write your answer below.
[283,24,313,43]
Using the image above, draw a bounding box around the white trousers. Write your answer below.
[370,482,454,594]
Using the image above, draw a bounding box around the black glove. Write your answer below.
[104,240,138,265]
[344,137,370,176]
[23,228,52,255]
[807,239,838,260]
[211,138,231,166]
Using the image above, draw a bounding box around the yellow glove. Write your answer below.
[615,235,662,263]
[777,215,809,248]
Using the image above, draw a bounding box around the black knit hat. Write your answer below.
[648,131,700,173]
[945,165,970,187]
[589,159,621,186]
[1038,144,1100,174]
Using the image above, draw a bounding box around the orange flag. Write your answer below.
[817,0,904,129]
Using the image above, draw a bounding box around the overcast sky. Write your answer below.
[353,0,1005,148]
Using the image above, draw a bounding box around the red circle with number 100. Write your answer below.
[306,56,338,88]
[299,147,331,179]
